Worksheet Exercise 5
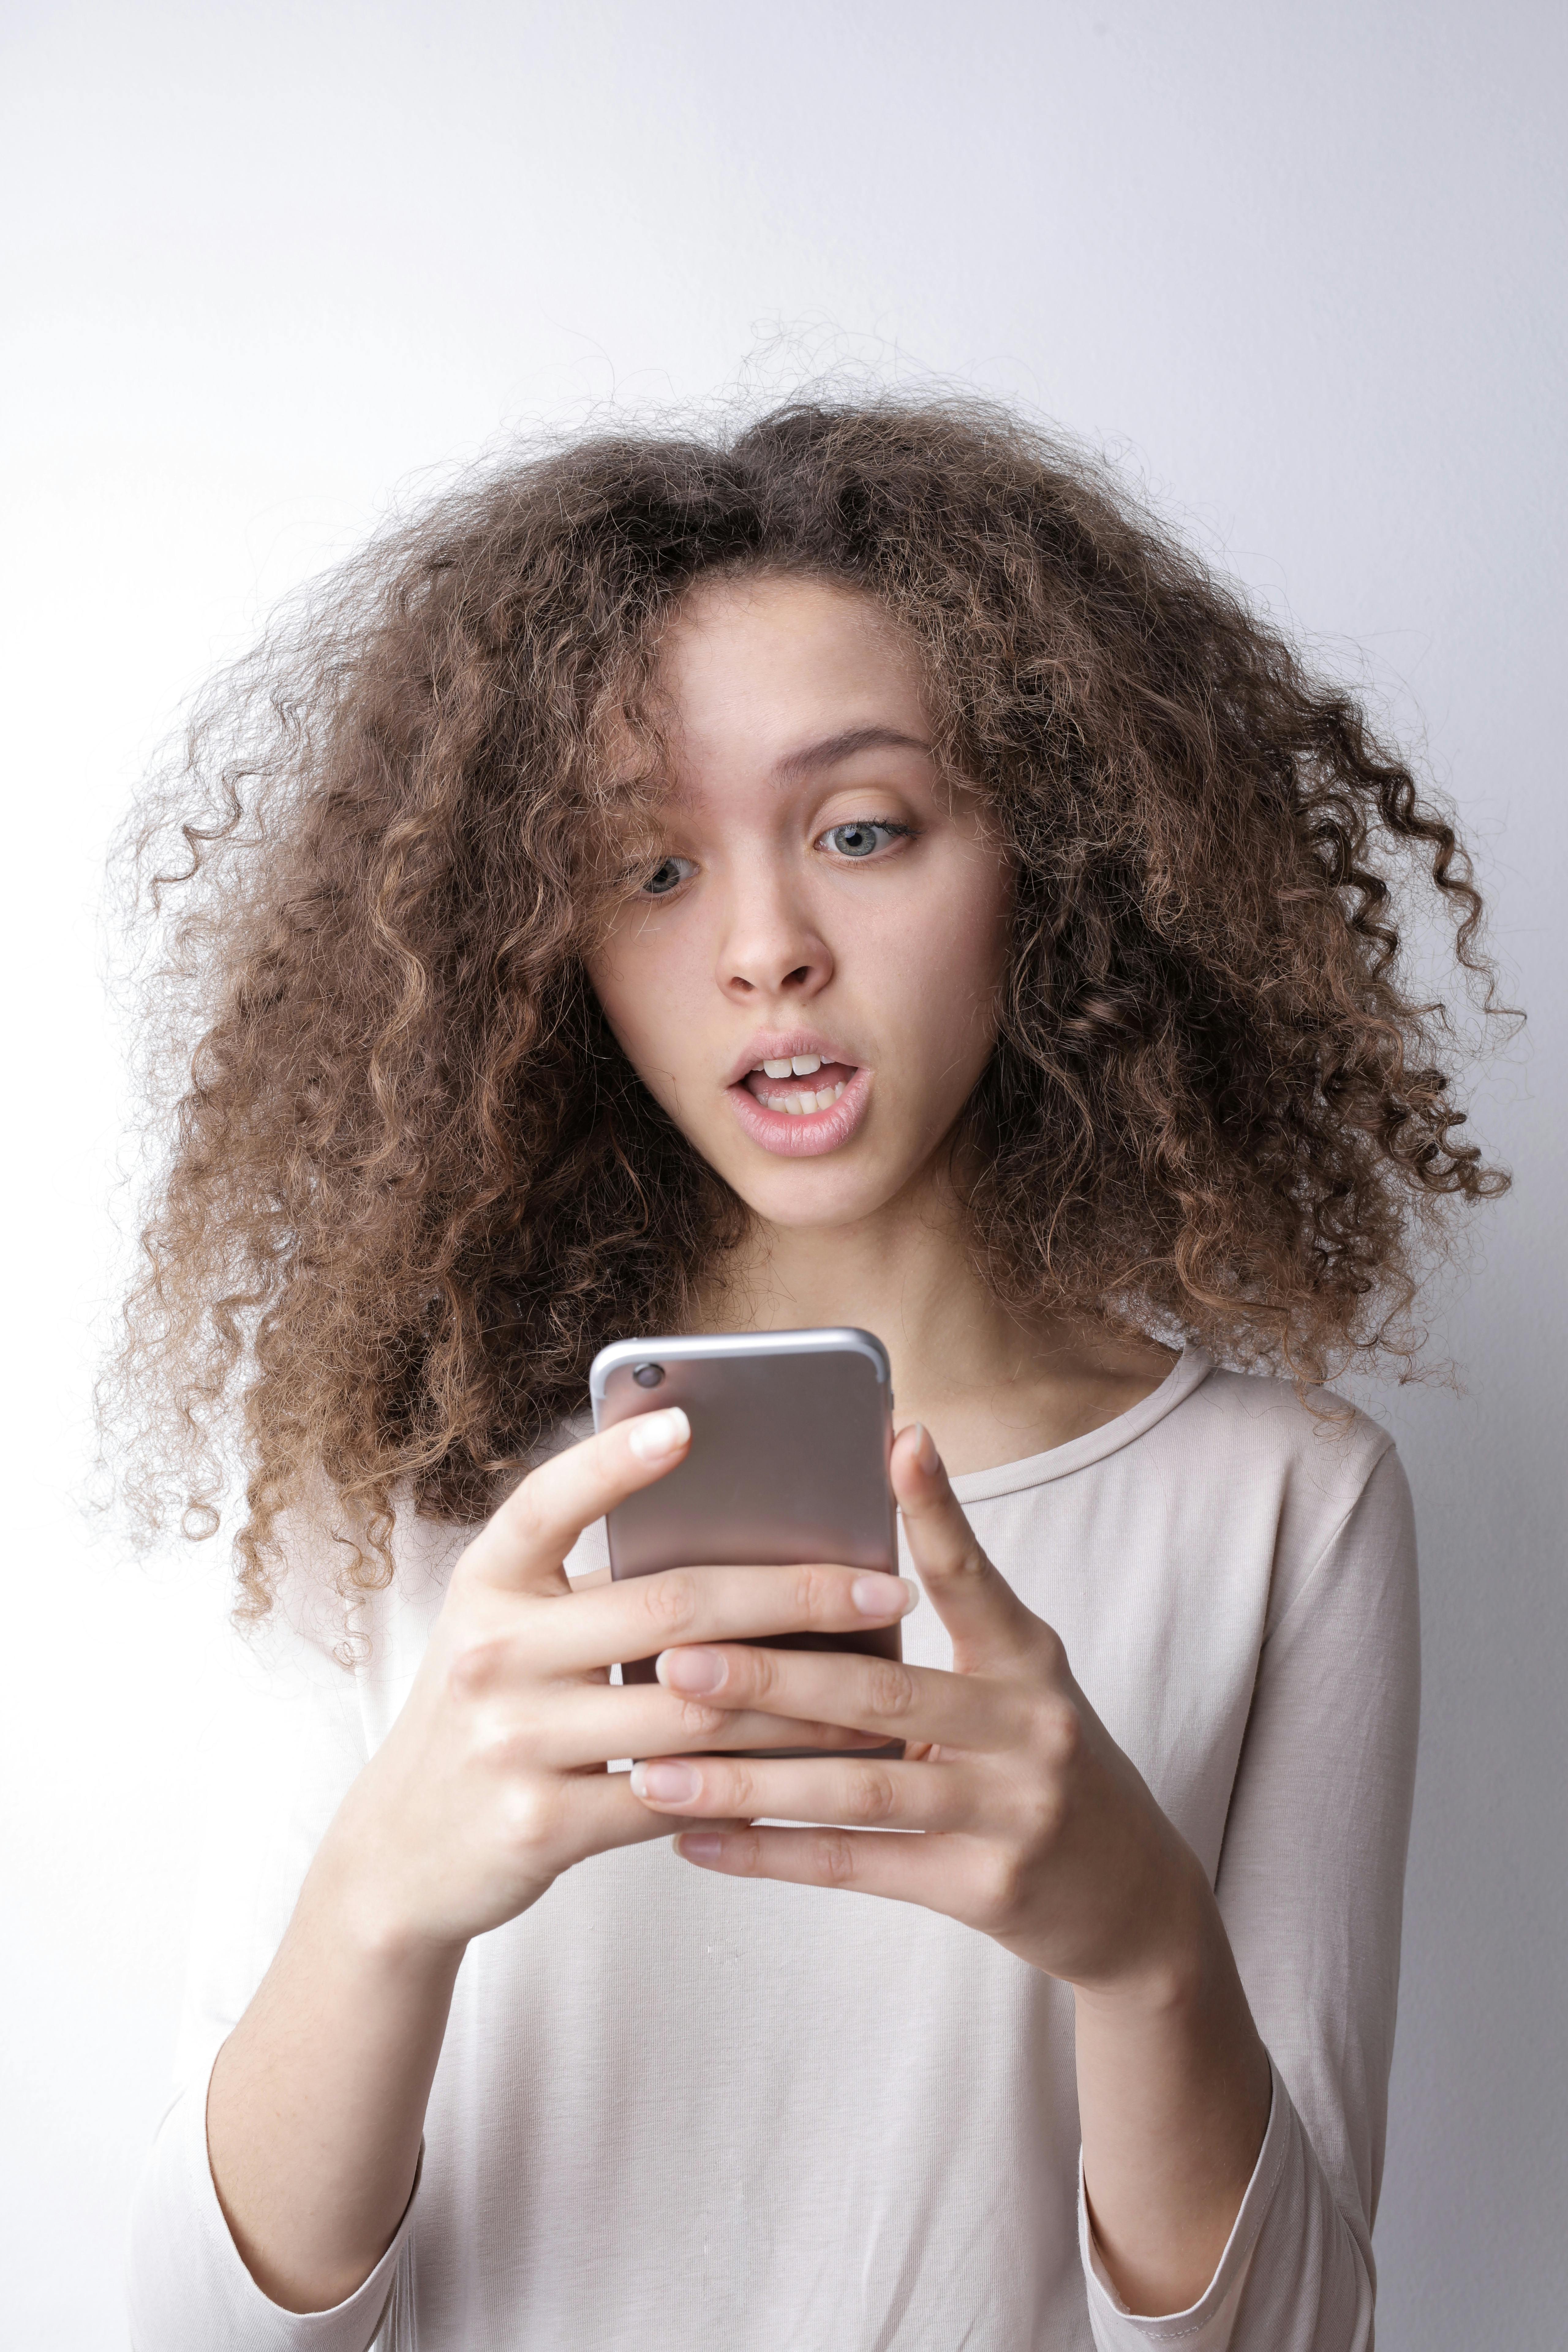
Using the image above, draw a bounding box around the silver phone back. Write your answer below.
[589,1328,900,1758]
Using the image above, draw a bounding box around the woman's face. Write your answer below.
[586,574,1012,1236]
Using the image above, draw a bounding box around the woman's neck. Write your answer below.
[692,1179,1175,1477]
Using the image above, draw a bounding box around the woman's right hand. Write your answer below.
[310,1405,915,1958]
[205,1408,914,2314]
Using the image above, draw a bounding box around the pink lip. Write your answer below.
[725,1061,873,1159]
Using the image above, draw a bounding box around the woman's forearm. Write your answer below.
[1074,1858,1272,2318]
[205,1861,465,2315]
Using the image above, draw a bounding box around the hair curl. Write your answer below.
[104,394,1510,1615]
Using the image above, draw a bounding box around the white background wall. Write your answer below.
[2,3,1563,2343]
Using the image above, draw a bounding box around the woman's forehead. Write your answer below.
[653,574,931,769]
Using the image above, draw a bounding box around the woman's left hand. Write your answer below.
[628,1421,1210,1993]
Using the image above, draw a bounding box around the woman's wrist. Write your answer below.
[1072,1842,1230,2018]
[300,1832,472,1989]
[1073,1852,1270,2134]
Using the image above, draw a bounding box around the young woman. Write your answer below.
[120,398,1502,2351]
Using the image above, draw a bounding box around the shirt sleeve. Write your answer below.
[1079,1439,1421,2351]
[126,1592,420,2352]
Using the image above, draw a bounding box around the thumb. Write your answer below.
[891,1422,1045,1672]
[461,1408,692,1596]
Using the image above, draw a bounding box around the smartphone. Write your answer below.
[589,1327,903,1760]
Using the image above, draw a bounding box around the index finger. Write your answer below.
[537,1559,917,1677]
[457,1408,692,1596]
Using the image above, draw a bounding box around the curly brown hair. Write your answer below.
[105,394,1508,1615]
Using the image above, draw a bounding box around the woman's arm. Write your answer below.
[1072,1887,1272,2316]
[1081,1439,1420,2343]
[132,1412,912,2339]
[205,1883,462,2312]
[127,1595,431,2350]
[626,1423,1418,2345]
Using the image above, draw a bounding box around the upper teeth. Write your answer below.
[760,1054,823,1078]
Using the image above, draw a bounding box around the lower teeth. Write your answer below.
[763,1080,847,1116]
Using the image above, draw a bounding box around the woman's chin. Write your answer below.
[714,1148,914,1240]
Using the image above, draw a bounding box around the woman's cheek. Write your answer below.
[603,984,721,1144]
[877,899,1002,1085]
[587,941,687,1096]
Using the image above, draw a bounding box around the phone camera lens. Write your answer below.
[631,1362,665,1389]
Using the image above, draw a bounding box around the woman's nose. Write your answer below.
[715,868,835,1002]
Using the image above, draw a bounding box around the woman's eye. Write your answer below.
[641,855,696,897]
[819,820,910,861]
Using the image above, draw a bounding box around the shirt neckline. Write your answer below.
[944,1347,1215,1505]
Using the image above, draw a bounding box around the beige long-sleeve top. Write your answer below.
[127,1350,1419,2351]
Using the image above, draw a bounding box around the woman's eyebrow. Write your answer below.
[773,725,930,781]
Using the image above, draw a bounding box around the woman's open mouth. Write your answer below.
[726,1051,872,1159]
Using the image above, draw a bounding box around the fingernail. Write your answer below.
[658,1646,727,1694]
[677,1834,725,1864]
[631,1759,701,1802]
[627,1408,691,1461]
[851,1572,917,1616]
[912,1421,941,1474]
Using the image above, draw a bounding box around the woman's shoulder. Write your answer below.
[1179,1357,1396,1485]
[1168,1359,1412,1616]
